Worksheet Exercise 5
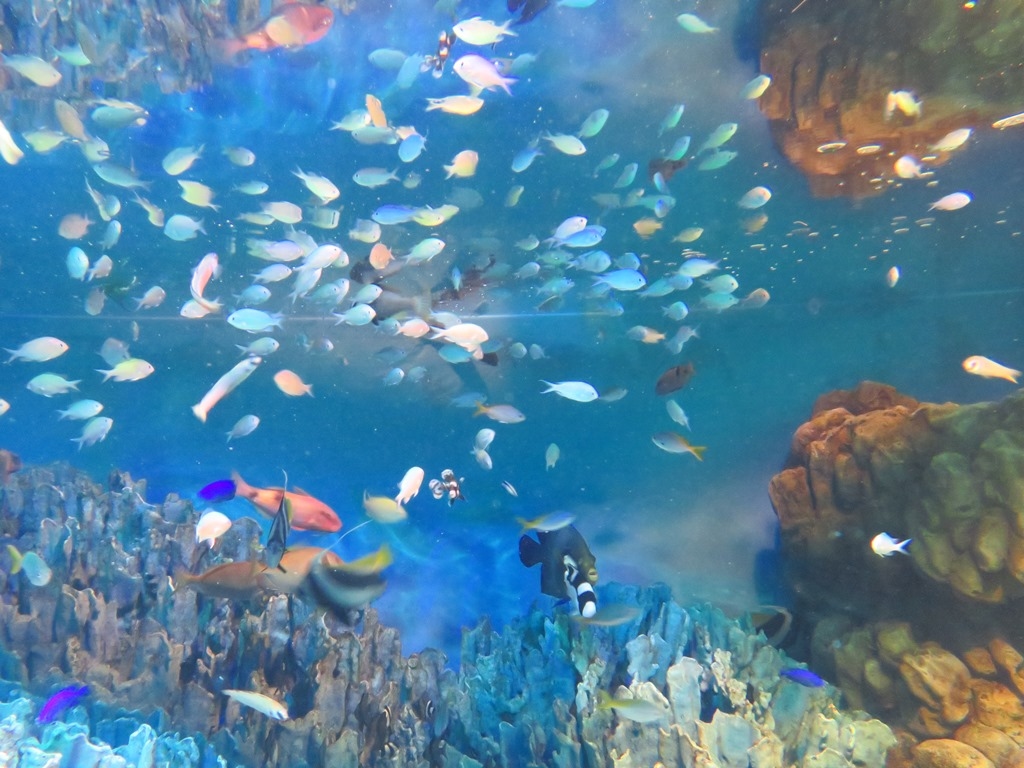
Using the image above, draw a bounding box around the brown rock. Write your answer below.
[876,622,918,668]
[1009,534,1024,584]
[812,381,919,417]
[962,648,997,678]
[990,638,1024,698]
[0,449,20,484]
[908,707,953,739]
[899,643,972,726]
[975,431,1024,521]
[973,513,1010,573]
[864,658,897,709]
[911,739,994,768]
[949,552,986,601]
[923,452,982,523]
[954,723,1019,767]
[768,467,814,534]
[971,679,1024,744]
[833,450,867,508]
[791,406,852,459]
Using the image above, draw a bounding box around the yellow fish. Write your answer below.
[962,356,1020,383]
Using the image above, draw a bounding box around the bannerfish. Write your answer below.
[259,547,344,594]
[301,551,388,619]
[519,525,597,600]
[199,478,237,504]
[655,363,695,395]
[264,477,293,570]
[232,471,341,532]
[37,685,89,724]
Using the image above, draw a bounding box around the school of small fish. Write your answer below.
[0,0,1016,714]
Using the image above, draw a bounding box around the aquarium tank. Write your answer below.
[0,0,1021,765]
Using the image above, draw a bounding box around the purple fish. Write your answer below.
[780,668,825,688]
[37,684,89,724]
[198,479,236,503]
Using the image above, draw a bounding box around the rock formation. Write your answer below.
[757,0,1024,198]
[770,381,1024,766]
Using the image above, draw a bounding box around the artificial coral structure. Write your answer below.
[771,382,1024,767]
[0,461,893,767]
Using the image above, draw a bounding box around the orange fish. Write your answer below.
[221,3,334,57]
[232,471,342,532]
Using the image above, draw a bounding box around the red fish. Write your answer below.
[221,4,334,57]
[231,471,341,533]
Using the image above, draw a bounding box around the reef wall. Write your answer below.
[770,381,1024,767]
[0,460,894,767]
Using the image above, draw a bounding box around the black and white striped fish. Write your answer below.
[563,555,597,618]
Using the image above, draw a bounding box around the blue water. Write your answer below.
[0,0,1021,662]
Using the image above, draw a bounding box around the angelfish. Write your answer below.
[519,525,597,603]
[564,555,597,617]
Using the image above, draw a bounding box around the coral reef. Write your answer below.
[769,382,1024,766]
[756,0,1024,198]
[0,461,895,766]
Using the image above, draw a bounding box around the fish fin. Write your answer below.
[518,535,541,567]
[472,401,488,418]
[291,487,312,496]
[691,445,707,461]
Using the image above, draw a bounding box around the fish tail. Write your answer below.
[472,402,488,418]
[1009,369,1022,384]
[518,534,542,567]
[539,380,556,393]
[691,445,708,461]
[6,545,22,574]
[191,403,207,423]
[897,538,912,553]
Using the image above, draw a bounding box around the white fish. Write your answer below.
[353,167,399,188]
[676,13,717,33]
[58,399,104,421]
[666,400,690,430]
[677,258,719,278]
[72,416,113,449]
[222,690,289,721]
[930,128,971,153]
[164,214,205,241]
[577,109,610,139]
[162,145,203,176]
[929,192,971,211]
[406,237,446,263]
[0,117,24,165]
[395,467,425,504]
[236,338,280,357]
[224,147,256,166]
[543,133,586,156]
[97,358,154,382]
[871,532,911,557]
[473,448,493,470]
[540,380,599,402]
[3,54,62,86]
[741,75,771,99]
[134,286,166,310]
[293,168,340,203]
[0,400,8,417]
[19,552,52,586]
[5,337,68,363]
[475,428,496,451]
[894,155,923,179]
[226,414,260,442]
[333,304,376,326]
[195,511,232,547]
[700,123,738,152]
[227,309,284,333]
[545,443,560,470]
[363,492,407,524]
[431,322,487,351]
[453,54,515,94]
[663,301,689,321]
[738,186,772,209]
[702,275,739,293]
[593,269,646,291]
[192,357,262,423]
[453,17,517,46]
